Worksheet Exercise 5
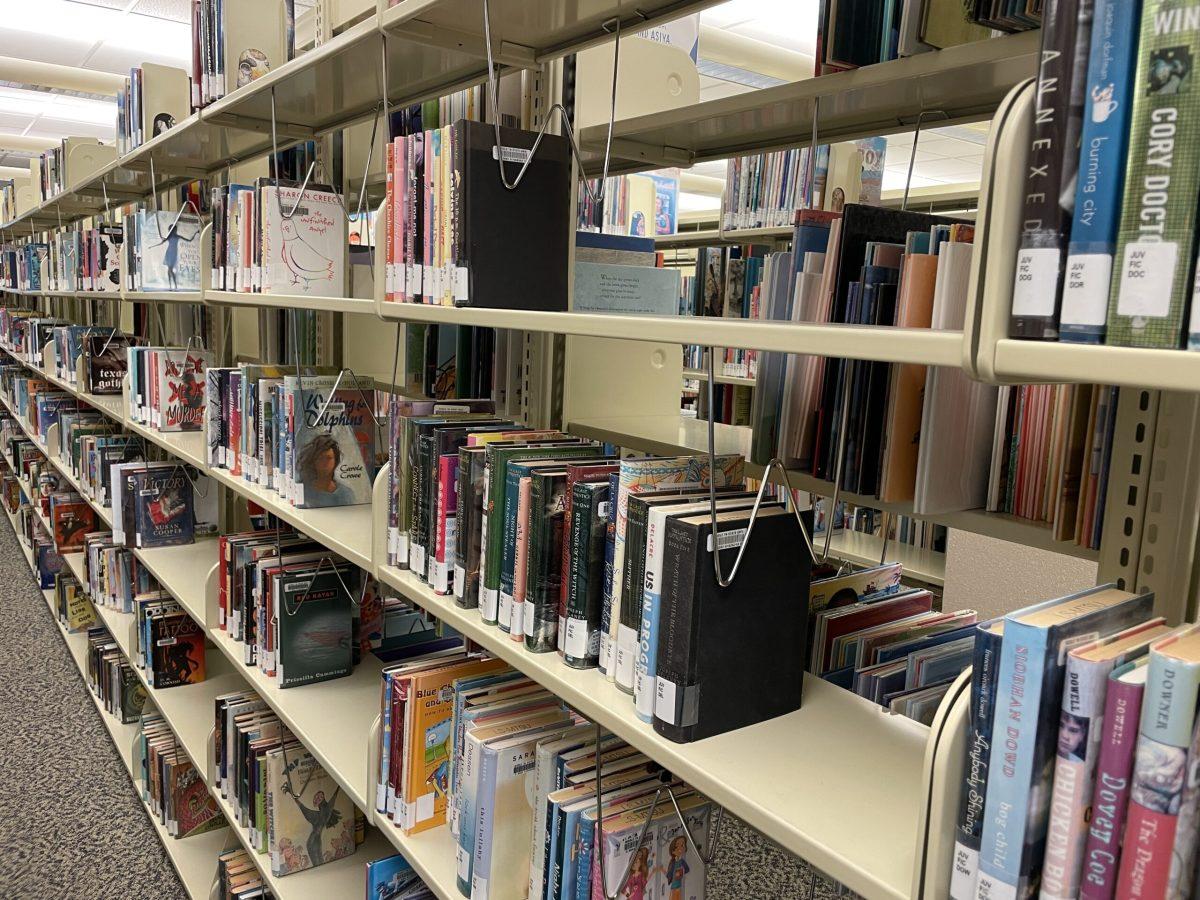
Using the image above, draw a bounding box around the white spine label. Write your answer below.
[655,677,678,724]
[1011,247,1061,317]
[1116,241,1176,319]
[1060,253,1111,327]
[564,617,589,658]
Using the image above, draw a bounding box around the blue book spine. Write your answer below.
[545,802,566,900]
[470,746,499,900]
[950,622,1004,900]
[975,623,1049,897]
[575,816,596,900]
[560,806,584,900]
[1059,0,1141,343]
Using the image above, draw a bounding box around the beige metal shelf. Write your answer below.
[579,31,1038,175]
[683,367,757,387]
[567,413,1099,561]
[378,302,965,362]
[825,529,946,586]
[204,289,377,315]
[990,338,1200,393]
[375,562,925,900]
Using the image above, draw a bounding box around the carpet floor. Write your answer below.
[0,510,858,899]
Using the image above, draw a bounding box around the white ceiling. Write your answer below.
[0,0,192,166]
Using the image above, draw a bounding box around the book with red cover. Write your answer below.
[811,590,935,674]
[51,496,97,551]
[150,610,206,688]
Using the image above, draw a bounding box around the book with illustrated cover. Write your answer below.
[266,743,357,876]
[288,375,374,508]
[150,610,206,688]
[51,497,96,551]
[95,225,123,292]
[133,467,194,548]
[137,210,202,291]
[155,347,210,432]
[260,181,346,297]
[1108,0,1200,348]
[275,566,354,689]
[977,586,1155,898]
[119,664,147,723]
[84,332,129,394]
[172,760,223,837]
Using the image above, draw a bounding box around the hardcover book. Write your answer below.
[155,347,210,432]
[653,505,812,743]
[976,585,1154,898]
[290,375,374,508]
[266,744,357,876]
[150,610,206,688]
[260,181,347,297]
[84,332,129,395]
[275,567,354,688]
[1107,0,1200,348]
[137,210,202,291]
[133,467,194,548]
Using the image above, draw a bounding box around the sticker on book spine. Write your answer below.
[1116,241,1176,319]
[497,591,512,630]
[655,677,678,724]
[564,617,589,659]
[480,587,498,620]
[453,565,466,597]
[1011,247,1061,317]
[509,601,524,637]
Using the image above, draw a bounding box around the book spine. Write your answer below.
[511,475,532,637]
[1115,649,1200,897]
[950,628,1008,900]
[1042,654,1115,899]
[1008,0,1084,340]
[614,500,646,692]
[634,508,671,724]
[1108,0,1200,349]
[975,624,1051,898]
[1078,671,1144,900]
[1060,0,1141,343]
[498,466,522,632]
[652,519,701,744]
[558,478,577,652]
[469,747,498,900]
[563,483,595,668]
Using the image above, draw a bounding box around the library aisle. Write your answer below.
[0,517,186,899]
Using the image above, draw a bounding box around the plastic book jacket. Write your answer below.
[261,182,347,297]
[366,854,427,900]
[134,468,194,548]
[267,746,356,876]
[276,568,354,688]
[294,381,374,508]
[137,210,202,291]
[151,611,206,687]
[158,348,210,431]
[85,333,129,394]
[174,762,223,836]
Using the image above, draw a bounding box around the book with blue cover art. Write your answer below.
[974,584,1154,898]
[132,467,194,548]
[1059,0,1142,343]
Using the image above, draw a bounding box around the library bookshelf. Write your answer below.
[4,8,1199,900]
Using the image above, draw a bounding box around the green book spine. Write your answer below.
[1106,0,1200,348]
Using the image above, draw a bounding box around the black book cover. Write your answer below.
[564,480,609,669]
[654,505,812,743]
[1009,0,1084,339]
[134,467,194,548]
[457,119,570,311]
[85,333,129,394]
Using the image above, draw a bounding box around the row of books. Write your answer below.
[1007,0,1200,351]
[115,63,190,156]
[218,848,277,900]
[204,364,378,509]
[987,383,1117,550]
[213,689,365,877]
[823,503,949,554]
[947,585,1200,900]
[208,178,347,298]
[684,382,754,427]
[381,119,570,311]
[386,409,817,742]
[85,624,149,724]
[818,0,995,72]
[214,527,362,689]
[373,651,717,900]
[722,148,813,232]
[192,0,296,108]
[809,562,972,720]
[34,137,103,202]
[139,712,225,839]
[576,171,680,237]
